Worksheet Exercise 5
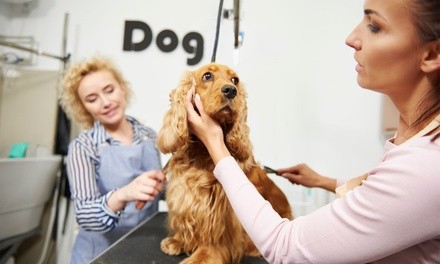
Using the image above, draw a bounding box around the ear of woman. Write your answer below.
[421,40,440,73]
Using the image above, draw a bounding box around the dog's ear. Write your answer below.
[225,90,253,162]
[157,71,194,153]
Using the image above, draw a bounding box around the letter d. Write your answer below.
[123,20,153,51]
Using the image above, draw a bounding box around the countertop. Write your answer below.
[91,211,268,264]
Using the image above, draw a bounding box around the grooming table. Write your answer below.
[91,211,268,264]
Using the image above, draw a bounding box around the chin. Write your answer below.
[101,112,125,127]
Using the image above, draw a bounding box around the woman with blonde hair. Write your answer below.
[60,56,165,264]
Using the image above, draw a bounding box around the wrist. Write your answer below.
[206,138,231,165]
[319,176,337,193]
[107,188,127,212]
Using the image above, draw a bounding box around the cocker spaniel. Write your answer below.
[157,63,293,264]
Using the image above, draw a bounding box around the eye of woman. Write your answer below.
[202,72,212,82]
[367,23,381,33]
[85,95,98,103]
[231,77,239,85]
[104,85,114,93]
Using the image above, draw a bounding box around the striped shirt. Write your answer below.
[66,116,157,232]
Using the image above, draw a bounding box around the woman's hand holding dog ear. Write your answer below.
[106,169,166,213]
[186,87,231,165]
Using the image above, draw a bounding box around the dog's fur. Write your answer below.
[157,63,293,264]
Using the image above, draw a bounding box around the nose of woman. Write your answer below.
[346,26,362,51]
[100,93,113,108]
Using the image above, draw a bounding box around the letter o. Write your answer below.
[156,29,179,52]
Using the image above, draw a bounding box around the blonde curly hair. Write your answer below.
[60,55,132,129]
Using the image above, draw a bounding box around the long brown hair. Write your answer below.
[407,0,440,130]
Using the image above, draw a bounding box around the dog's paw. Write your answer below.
[160,237,184,256]
[180,247,226,264]
[180,256,220,264]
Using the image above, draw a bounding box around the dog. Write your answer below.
[157,63,293,264]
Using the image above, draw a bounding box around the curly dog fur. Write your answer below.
[157,63,293,264]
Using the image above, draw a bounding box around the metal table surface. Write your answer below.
[91,211,268,264]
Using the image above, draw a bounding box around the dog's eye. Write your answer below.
[202,72,212,82]
[231,77,239,85]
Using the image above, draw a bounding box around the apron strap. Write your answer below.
[335,173,368,198]
[409,113,440,140]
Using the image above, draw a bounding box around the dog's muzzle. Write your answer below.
[221,85,237,99]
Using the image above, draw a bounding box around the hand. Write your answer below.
[186,86,230,164]
[109,170,166,212]
[277,163,336,192]
[186,85,223,146]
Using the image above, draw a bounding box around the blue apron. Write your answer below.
[71,138,161,264]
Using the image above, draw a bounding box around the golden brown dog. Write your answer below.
[157,63,293,264]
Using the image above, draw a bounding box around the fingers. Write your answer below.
[186,85,194,105]
[186,87,206,138]
[133,170,166,209]
[277,169,297,178]
[283,174,301,184]
[186,85,207,119]
[140,170,165,193]
[135,200,146,210]
[277,163,306,175]
[186,86,198,117]
[193,94,204,116]
[144,169,166,182]
[277,166,293,175]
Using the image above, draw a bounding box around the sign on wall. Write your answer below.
[123,20,204,66]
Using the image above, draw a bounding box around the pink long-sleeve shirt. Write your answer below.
[213,132,440,264]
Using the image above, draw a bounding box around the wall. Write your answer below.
[0,0,386,215]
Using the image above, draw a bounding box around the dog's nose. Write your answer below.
[221,85,237,99]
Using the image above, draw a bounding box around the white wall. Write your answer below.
[0,0,386,215]
[0,69,59,151]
